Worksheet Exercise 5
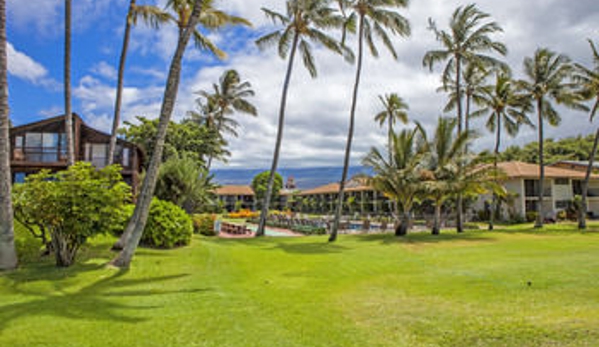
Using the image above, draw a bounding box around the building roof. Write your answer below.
[497,161,598,179]
[299,180,373,196]
[552,160,599,169]
[214,185,254,196]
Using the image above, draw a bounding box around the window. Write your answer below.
[525,179,551,197]
[13,136,24,160]
[122,147,130,167]
[555,178,569,185]
[555,200,569,209]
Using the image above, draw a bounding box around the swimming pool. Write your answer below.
[245,224,295,237]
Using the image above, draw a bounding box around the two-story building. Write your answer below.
[10,114,143,191]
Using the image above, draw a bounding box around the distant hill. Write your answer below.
[212,166,373,190]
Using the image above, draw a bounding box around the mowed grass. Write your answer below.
[2,223,599,347]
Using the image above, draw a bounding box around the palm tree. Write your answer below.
[107,0,170,165]
[194,69,257,170]
[518,48,587,228]
[111,0,211,268]
[255,0,352,237]
[422,3,506,233]
[573,40,599,230]
[374,93,409,162]
[329,0,410,242]
[479,73,533,229]
[111,0,251,251]
[64,0,75,165]
[363,127,423,236]
[0,0,17,270]
[440,63,492,152]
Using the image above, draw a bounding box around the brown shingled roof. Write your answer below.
[299,181,373,195]
[214,185,254,196]
[496,161,598,179]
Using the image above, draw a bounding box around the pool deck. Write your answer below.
[219,224,302,238]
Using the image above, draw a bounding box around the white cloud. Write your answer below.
[7,43,60,90]
[90,61,117,80]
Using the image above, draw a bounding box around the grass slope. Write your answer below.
[2,224,599,347]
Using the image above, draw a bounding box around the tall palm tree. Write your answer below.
[479,73,533,229]
[422,3,506,233]
[255,0,352,237]
[195,69,257,170]
[64,0,74,165]
[111,0,251,251]
[363,127,423,236]
[573,40,599,230]
[111,0,214,268]
[374,93,409,162]
[108,0,247,165]
[0,0,17,270]
[518,48,587,228]
[440,63,492,152]
[329,0,410,242]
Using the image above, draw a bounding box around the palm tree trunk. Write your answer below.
[464,92,471,154]
[455,55,464,233]
[397,203,410,236]
[579,119,599,230]
[329,14,365,242]
[535,98,544,228]
[489,113,501,231]
[64,0,75,166]
[0,0,17,270]
[432,199,441,235]
[256,32,300,237]
[110,0,203,268]
[388,117,393,163]
[108,0,136,165]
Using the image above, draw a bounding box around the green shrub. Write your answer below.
[556,210,567,221]
[526,211,538,223]
[141,198,193,249]
[193,214,216,236]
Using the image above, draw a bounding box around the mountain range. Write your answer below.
[212,166,373,190]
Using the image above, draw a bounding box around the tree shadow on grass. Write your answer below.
[0,269,210,334]
[202,235,350,254]
[352,231,495,245]
[268,241,350,254]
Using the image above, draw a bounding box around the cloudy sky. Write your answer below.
[6,0,599,168]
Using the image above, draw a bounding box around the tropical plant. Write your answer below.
[255,0,352,237]
[423,3,506,233]
[479,73,533,229]
[573,39,599,230]
[419,117,490,235]
[12,163,131,267]
[374,93,409,162]
[251,170,283,210]
[64,0,74,165]
[154,156,216,214]
[330,0,410,242]
[363,127,423,236]
[517,48,587,228]
[193,69,258,170]
[0,0,16,270]
[110,0,204,268]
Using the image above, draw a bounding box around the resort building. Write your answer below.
[9,114,143,191]
[550,160,599,173]
[473,161,599,219]
[214,185,256,211]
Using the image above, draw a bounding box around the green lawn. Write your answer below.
[2,224,599,347]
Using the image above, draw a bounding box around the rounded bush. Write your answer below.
[141,198,193,248]
[192,214,216,236]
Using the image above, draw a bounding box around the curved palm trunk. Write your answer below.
[0,0,17,270]
[535,98,544,228]
[432,198,442,235]
[489,113,501,231]
[329,15,365,242]
[579,118,599,230]
[256,32,300,237]
[455,55,464,233]
[397,202,410,236]
[64,0,75,165]
[110,0,203,268]
[108,0,136,165]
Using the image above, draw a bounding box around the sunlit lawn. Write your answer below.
[2,222,599,347]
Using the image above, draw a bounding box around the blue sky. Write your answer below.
[6,0,599,168]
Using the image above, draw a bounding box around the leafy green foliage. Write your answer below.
[12,162,131,266]
[119,116,227,167]
[140,198,193,249]
[154,156,217,213]
[490,135,596,164]
[251,171,283,208]
[192,214,216,236]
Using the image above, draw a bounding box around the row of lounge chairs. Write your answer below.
[220,222,252,235]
